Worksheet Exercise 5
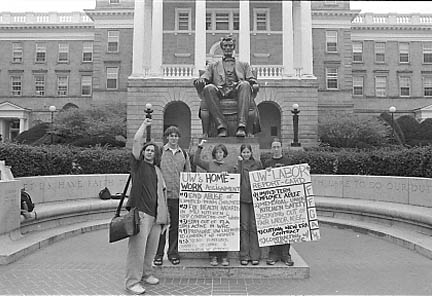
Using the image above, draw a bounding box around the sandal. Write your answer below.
[153,257,163,266]
[169,257,180,265]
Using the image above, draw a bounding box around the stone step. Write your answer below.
[153,248,309,279]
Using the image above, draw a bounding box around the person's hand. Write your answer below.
[238,156,243,161]
[198,139,207,148]
[194,78,207,91]
[221,171,229,177]
[143,118,152,126]
[266,166,272,172]
[162,224,169,234]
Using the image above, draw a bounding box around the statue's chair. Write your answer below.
[194,70,261,137]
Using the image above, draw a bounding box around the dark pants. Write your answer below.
[202,81,252,130]
[268,244,291,261]
[239,202,260,261]
[156,199,179,260]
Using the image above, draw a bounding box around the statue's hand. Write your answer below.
[194,78,207,92]
[248,78,258,86]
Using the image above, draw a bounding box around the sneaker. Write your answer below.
[210,256,218,266]
[266,258,277,265]
[283,256,294,266]
[143,275,159,285]
[251,260,260,265]
[221,257,230,266]
[126,283,146,294]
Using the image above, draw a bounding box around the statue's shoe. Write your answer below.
[236,127,246,137]
[217,129,228,137]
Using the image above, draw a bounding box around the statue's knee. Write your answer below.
[238,81,252,93]
[203,84,218,95]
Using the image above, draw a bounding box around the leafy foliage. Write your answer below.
[318,113,391,148]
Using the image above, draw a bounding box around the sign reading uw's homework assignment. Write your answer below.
[249,163,320,247]
[178,172,240,252]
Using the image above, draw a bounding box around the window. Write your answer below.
[35,43,46,63]
[58,43,69,63]
[107,30,119,52]
[176,9,191,31]
[326,68,338,89]
[399,77,411,97]
[423,42,432,63]
[11,76,22,96]
[12,42,23,63]
[254,9,269,31]
[34,75,45,96]
[375,42,386,63]
[109,0,119,3]
[375,76,387,97]
[353,76,364,96]
[270,126,278,137]
[206,10,239,31]
[324,0,337,4]
[352,42,363,63]
[81,76,92,96]
[424,77,432,97]
[399,42,409,63]
[326,31,337,52]
[106,67,118,89]
[57,76,68,96]
[82,42,93,62]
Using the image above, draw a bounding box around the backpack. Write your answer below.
[99,187,112,200]
[21,189,35,212]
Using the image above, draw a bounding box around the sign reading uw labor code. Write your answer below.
[249,163,320,247]
[178,172,240,252]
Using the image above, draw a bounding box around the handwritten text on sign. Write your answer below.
[178,172,240,252]
[249,163,320,247]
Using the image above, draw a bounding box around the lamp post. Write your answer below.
[291,103,301,147]
[144,103,153,143]
[48,105,56,144]
[389,106,396,140]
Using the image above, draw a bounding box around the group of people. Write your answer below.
[124,117,294,295]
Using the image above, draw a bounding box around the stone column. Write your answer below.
[149,0,163,77]
[239,0,250,63]
[300,1,313,77]
[282,0,294,77]
[19,118,25,133]
[194,0,206,75]
[131,0,145,77]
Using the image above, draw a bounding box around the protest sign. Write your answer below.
[178,172,240,252]
[249,163,320,247]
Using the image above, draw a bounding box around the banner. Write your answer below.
[178,172,240,252]
[249,163,320,247]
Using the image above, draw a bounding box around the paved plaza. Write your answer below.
[0,224,431,295]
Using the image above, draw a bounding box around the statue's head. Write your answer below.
[220,35,236,57]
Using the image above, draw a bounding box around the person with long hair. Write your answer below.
[194,139,235,266]
[235,144,262,265]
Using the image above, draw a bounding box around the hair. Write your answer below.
[211,144,228,159]
[164,126,181,138]
[271,137,282,145]
[240,144,255,160]
[219,35,236,49]
[141,142,161,166]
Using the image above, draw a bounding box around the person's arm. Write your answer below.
[132,118,152,160]
[194,140,210,171]
[184,151,192,172]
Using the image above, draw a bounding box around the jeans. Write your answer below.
[156,199,179,260]
[268,244,291,261]
[125,212,161,289]
[239,202,260,261]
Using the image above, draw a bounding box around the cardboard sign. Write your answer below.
[178,172,240,252]
[249,163,320,246]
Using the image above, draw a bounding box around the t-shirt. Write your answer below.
[128,154,158,217]
[263,155,290,169]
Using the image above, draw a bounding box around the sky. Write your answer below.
[0,1,432,14]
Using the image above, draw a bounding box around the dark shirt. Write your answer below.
[263,155,290,168]
[128,154,158,217]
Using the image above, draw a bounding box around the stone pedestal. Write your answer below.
[0,180,21,237]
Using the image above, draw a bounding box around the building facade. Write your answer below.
[0,0,431,147]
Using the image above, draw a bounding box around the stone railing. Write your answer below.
[353,13,432,26]
[0,12,92,24]
[252,65,284,79]
[162,64,195,78]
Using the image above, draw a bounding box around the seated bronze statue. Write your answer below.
[193,36,261,138]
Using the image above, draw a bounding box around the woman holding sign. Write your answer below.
[194,139,235,266]
[235,144,263,265]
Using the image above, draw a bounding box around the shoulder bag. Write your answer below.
[109,174,140,243]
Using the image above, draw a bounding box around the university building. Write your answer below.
[0,0,431,148]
